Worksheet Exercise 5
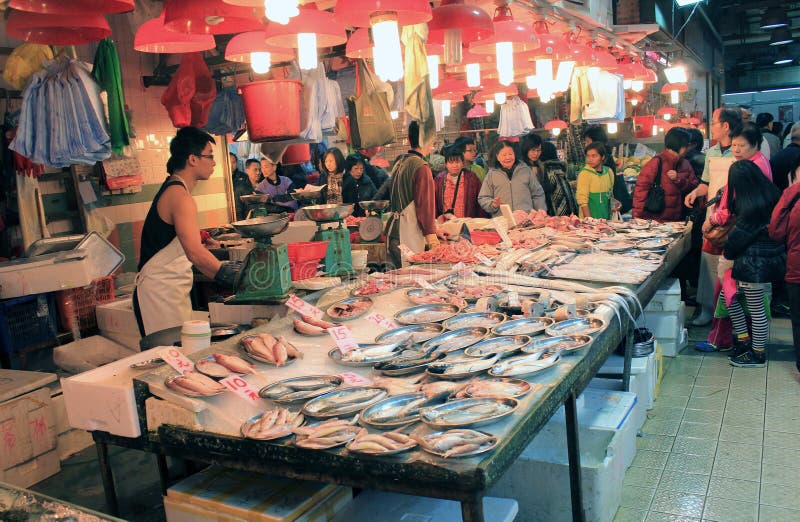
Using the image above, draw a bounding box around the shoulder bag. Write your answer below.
[644,157,666,214]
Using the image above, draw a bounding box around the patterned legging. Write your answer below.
[720,284,769,352]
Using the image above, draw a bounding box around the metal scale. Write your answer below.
[228,214,292,301]
[357,200,389,243]
[304,204,355,277]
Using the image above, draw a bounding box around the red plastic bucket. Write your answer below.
[239,80,302,142]
[282,144,311,165]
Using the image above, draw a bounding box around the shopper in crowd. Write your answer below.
[757,113,782,156]
[232,158,262,220]
[134,127,237,336]
[676,128,707,305]
[783,121,800,149]
[385,121,445,268]
[319,148,346,205]
[342,154,377,217]
[520,133,544,174]
[684,128,706,179]
[582,125,632,214]
[454,136,486,182]
[684,107,742,327]
[769,155,800,372]
[772,121,784,141]
[229,152,244,180]
[255,156,298,211]
[537,141,579,216]
[740,107,770,159]
[576,142,615,219]
[355,147,389,192]
[632,128,699,222]
[732,123,773,180]
[770,124,800,191]
[708,160,784,367]
[434,145,485,219]
[478,140,546,217]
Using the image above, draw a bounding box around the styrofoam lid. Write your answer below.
[76,231,124,277]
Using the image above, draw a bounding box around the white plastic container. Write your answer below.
[597,351,657,409]
[181,320,211,353]
[645,277,682,312]
[351,250,368,270]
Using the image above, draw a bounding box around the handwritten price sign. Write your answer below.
[220,375,261,404]
[337,372,373,387]
[365,312,399,330]
[328,325,359,355]
[160,347,194,375]
[285,295,324,319]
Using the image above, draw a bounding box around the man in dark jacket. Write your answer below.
[233,158,261,220]
[770,126,800,191]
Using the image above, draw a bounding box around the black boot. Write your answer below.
[728,338,751,359]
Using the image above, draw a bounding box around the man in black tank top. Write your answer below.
[134,127,239,336]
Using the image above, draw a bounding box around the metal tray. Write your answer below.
[325,296,373,322]
[457,377,533,399]
[405,288,468,309]
[421,327,489,355]
[442,312,506,331]
[425,353,499,380]
[488,350,562,378]
[240,409,304,440]
[373,350,445,376]
[491,317,555,336]
[195,356,233,379]
[374,323,445,345]
[328,343,403,366]
[416,429,498,458]
[302,387,388,418]
[163,375,226,398]
[545,316,606,337]
[76,231,125,279]
[24,234,84,258]
[636,237,672,250]
[259,375,343,402]
[464,335,531,358]
[523,334,593,354]
[595,240,635,253]
[420,397,518,428]
[394,303,462,325]
[360,392,445,429]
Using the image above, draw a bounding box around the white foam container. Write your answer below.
[597,351,656,409]
[331,492,518,522]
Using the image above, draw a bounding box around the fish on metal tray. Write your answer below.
[464,335,531,358]
[394,304,461,325]
[489,350,561,377]
[455,378,533,399]
[544,316,606,337]
[414,428,498,458]
[426,353,500,378]
[331,343,403,365]
[346,428,417,455]
[420,397,518,428]
[374,323,445,345]
[443,312,506,330]
[259,375,342,401]
[241,408,304,440]
[422,327,488,355]
[303,387,387,417]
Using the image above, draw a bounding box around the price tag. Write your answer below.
[337,372,373,387]
[160,347,194,375]
[365,312,400,330]
[285,295,324,319]
[398,244,414,259]
[220,375,261,404]
[328,325,359,354]
[475,251,494,266]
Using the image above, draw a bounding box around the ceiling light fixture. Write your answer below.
[663,65,687,83]
[675,0,702,7]
[774,56,793,65]
[770,27,794,46]
[760,6,789,30]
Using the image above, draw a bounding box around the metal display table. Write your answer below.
[96,228,690,521]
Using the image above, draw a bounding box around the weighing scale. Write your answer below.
[357,200,389,243]
[304,204,355,277]
[228,214,292,301]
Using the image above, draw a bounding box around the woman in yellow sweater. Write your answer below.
[577,142,614,219]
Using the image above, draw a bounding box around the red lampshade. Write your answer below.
[221,0,262,5]
[523,22,573,62]
[657,106,679,118]
[661,82,689,93]
[432,77,473,101]
[6,9,110,45]
[428,0,494,46]
[469,6,539,55]
[627,93,645,104]
[225,32,294,63]
[472,76,519,102]
[9,0,134,14]
[346,28,373,59]
[545,118,568,130]
[569,41,616,68]
[467,103,491,118]
[135,14,216,54]
[444,45,495,74]
[163,0,263,35]
[334,0,432,28]
[631,62,658,83]
[265,4,347,49]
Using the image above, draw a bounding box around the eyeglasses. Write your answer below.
[196,153,215,160]
[464,148,477,153]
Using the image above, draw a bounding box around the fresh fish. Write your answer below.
[339,343,401,363]
[455,378,533,399]
[241,408,303,440]
[420,397,517,427]
[490,350,561,377]
[414,428,498,458]
[194,358,230,378]
[213,353,256,375]
[427,353,499,377]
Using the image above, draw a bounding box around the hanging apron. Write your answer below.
[386,201,426,267]
[587,191,611,219]
[134,178,194,335]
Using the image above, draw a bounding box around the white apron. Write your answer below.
[387,201,426,267]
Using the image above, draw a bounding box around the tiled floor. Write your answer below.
[615,316,800,522]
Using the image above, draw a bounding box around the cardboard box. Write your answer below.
[0,449,60,488]
[166,466,349,522]
[0,387,57,472]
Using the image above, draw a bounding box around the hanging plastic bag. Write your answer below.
[347,60,395,149]
[161,53,216,128]
[3,43,53,90]
[202,87,245,135]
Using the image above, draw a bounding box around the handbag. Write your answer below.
[347,60,395,149]
[644,157,666,214]
[703,218,735,249]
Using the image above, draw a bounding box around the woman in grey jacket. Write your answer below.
[478,140,547,216]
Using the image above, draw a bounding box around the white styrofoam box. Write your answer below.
[645,277,682,312]
[0,449,60,488]
[60,350,168,438]
[0,250,100,299]
[331,492,517,522]
[96,297,141,349]
[54,335,135,374]
[598,351,657,409]
[554,385,641,471]
[659,327,689,358]
[637,302,686,342]
[102,331,142,352]
[488,422,623,522]
[209,301,286,325]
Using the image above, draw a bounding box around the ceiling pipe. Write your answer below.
[697,6,725,48]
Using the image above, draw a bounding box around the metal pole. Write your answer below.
[95,441,120,517]
[565,392,585,522]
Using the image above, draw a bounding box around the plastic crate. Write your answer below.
[291,261,322,281]
[55,276,115,332]
[0,293,58,354]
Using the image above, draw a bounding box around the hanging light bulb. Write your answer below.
[496,41,514,86]
[607,122,618,134]
[526,75,537,89]
[371,13,404,82]
[623,79,632,90]
[391,110,399,119]
[466,63,481,87]
[552,127,562,136]
[442,100,451,118]
[670,90,680,104]
[427,55,440,89]
[631,80,644,92]
[652,125,658,136]
[265,0,300,25]
[554,61,575,92]
[631,98,639,107]
[250,51,271,74]
[485,100,495,113]
[494,91,507,105]
[297,32,317,70]
[663,113,672,121]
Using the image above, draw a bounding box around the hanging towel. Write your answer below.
[92,38,130,154]
[401,24,436,148]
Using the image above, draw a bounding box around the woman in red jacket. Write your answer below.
[769,154,800,372]
[632,128,699,221]
[434,145,486,219]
